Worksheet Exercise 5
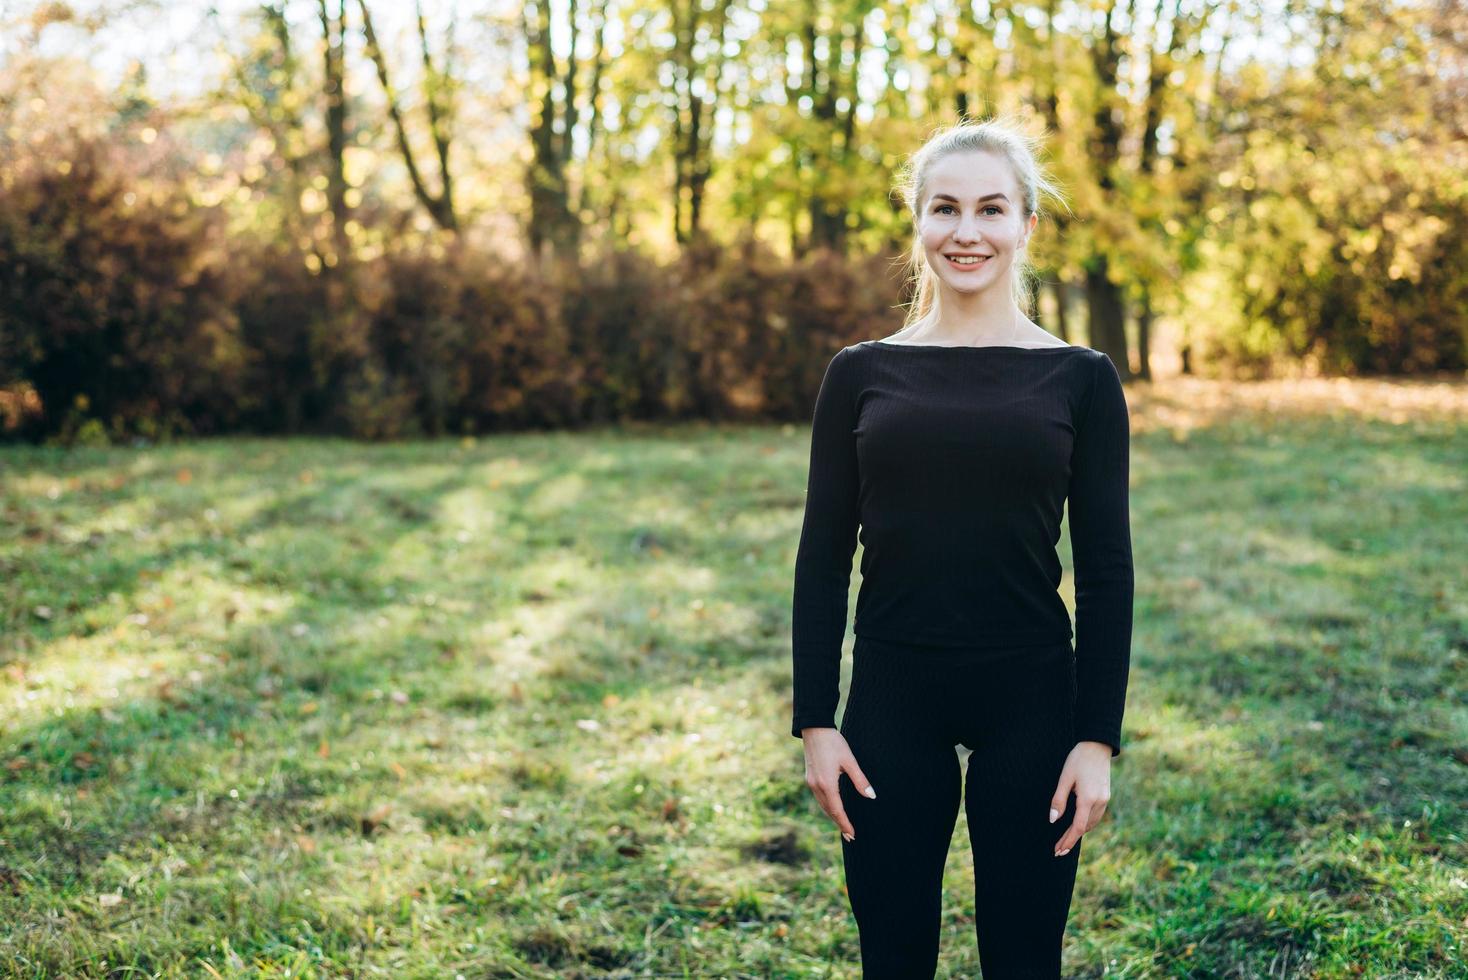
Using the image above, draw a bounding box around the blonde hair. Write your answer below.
[892,115,1070,330]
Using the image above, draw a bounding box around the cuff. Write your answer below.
[792,714,836,739]
[1075,728,1122,757]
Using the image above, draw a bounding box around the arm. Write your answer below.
[1066,352,1135,757]
[790,347,861,738]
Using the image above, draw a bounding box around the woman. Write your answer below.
[790,117,1134,978]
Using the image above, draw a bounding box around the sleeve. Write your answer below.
[790,346,861,738]
[1066,351,1135,757]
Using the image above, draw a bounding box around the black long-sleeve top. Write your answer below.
[790,340,1135,755]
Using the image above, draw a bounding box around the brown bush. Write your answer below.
[0,135,247,442]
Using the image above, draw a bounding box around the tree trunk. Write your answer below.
[319,0,350,264]
[1136,288,1153,380]
[1050,278,1071,344]
[1086,256,1130,379]
[1083,0,1132,375]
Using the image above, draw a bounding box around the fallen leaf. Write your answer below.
[361,803,392,836]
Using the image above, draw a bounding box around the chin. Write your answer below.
[941,270,998,292]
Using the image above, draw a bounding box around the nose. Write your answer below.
[951,212,982,245]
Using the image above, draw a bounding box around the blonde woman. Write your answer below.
[791,117,1134,978]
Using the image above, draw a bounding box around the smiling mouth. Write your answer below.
[945,255,991,267]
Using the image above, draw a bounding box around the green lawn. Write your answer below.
[1,380,1465,978]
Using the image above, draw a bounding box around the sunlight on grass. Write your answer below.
[1,386,1464,976]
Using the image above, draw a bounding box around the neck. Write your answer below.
[922,284,1025,344]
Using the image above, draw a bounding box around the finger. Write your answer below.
[1078,796,1106,833]
[842,756,877,801]
[822,788,855,839]
[1059,795,1105,853]
[1048,770,1074,825]
[1054,817,1084,856]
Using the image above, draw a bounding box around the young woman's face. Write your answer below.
[918,150,1038,298]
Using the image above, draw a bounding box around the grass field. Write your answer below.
[1,376,1465,978]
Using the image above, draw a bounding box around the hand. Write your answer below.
[801,727,876,842]
[1049,740,1113,857]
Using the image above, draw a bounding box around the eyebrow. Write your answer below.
[931,192,1010,204]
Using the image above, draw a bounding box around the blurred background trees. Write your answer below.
[1,0,1463,442]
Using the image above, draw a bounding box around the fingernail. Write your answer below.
[864,787,877,799]
[842,833,853,843]
[1056,848,1070,857]
[1049,808,1059,823]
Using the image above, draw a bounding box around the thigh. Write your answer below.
[838,640,963,849]
[838,640,964,977]
[959,643,1076,841]
[960,644,1080,978]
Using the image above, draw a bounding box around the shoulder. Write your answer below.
[1081,347,1125,383]
[1074,349,1129,424]
[1063,345,1120,376]
[830,343,869,372]
[1053,346,1110,392]
[813,344,864,395]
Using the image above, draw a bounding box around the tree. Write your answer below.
[357,0,458,232]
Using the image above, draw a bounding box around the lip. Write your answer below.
[945,254,992,268]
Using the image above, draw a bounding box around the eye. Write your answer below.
[934,203,1003,215]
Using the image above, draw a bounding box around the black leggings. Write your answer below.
[837,634,1084,979]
